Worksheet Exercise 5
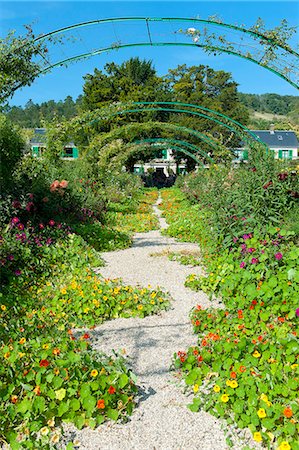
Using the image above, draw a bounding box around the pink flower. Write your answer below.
[15,269,21,276]
[17,223,24,231]
[240,262,246,268]
[48,220,55,227]
[251,258,258,264]
[275,252,283,260]
[296,308,299,317]
[11,217,20,225]
[247,248,256,253]
[39,223,45,230]
[26,202,34,212]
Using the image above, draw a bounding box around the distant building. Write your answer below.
[234,130,299,162]
[30,128,79,159]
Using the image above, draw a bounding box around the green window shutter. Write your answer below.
[243,150,248,160]
[32,146,39,157]
[162,149,167,159]
[72,147,79,158]
[289,150,293,160]
[278,150,283,159]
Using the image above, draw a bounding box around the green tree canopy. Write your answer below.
[81,57,171,110]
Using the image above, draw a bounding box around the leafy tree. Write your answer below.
[164,64,249,151]
[0,26,49,104]
[81,57,171,110]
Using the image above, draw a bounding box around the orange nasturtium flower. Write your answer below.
[283,407,293,418]
[239,365,246,373]
[97,399,105,409]
[108,386,116,395]
[19,337,26,345]
[257,408,267,418]
[90,369,98,377]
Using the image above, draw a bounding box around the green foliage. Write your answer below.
[82,57,170,111]
[0,26,49,103]
[0,115,25,192]
[159,187,299,449]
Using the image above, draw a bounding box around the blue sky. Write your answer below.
[1,1,299,106]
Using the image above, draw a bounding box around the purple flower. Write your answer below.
[240,262,246,268]
[296,308,299,317]
[233,237,238,243]
[15,269,22,276]
[243,234,250,240]
[11,217,20,225]
[17,223,24,231]
[7,254,14,261]
[275,252,283,260]
[247,248,256,253]
[251,258,258,264]
[261,249,265,254]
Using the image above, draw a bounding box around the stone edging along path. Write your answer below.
[66,195,254,450]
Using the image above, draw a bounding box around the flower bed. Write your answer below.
[160,187,299,450]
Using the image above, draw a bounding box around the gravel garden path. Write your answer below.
[69,196,251,450]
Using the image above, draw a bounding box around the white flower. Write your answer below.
[40,427,50,436]
[193,37,199,43]
[187,27,196,34]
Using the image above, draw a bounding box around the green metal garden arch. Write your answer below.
[110,140,205,168]
[29,17,298,89]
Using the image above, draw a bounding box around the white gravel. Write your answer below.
[65,196,255,450]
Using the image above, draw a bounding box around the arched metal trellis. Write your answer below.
[134,137,213,162]
[86,121,219,165]
[81,102,267,152]
[110,140,204,168]
[25,17,297,90]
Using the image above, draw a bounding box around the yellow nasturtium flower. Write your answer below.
[257,408,267,418]
[221,394,229,403]
[213,385,220,393]
[252,350,261,358]
[193,384,199,393]
[253,432,262,442]
[278,442,291,450]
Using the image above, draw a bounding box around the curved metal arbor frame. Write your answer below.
[32,17,298,89]
[86,121,216,164]
[82,102,267,151]
[134,137,211,161]
[110,140,204,167]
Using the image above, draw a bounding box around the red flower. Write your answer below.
[195,320,200,326]
[108,386,116,394]
[97,399,105,409]
[197,356,203,362]
[193,349,199,355]
[39,359,50,367]
[230,371,237,378]
[239,366,246,373]
[83,333,90,339]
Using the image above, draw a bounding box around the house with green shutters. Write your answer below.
[30,128,79,159]
[234,130,299,162]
